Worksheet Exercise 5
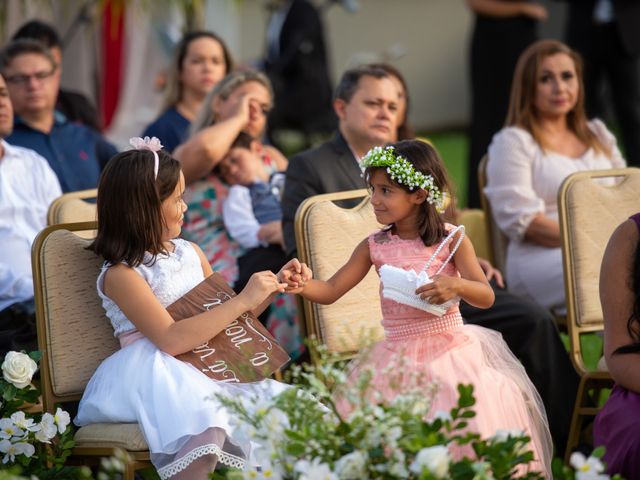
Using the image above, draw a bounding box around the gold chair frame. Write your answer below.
[558,168,640,462]
[477,155,507,272]
[32,222,152,478]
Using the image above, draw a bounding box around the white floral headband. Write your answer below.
[362,145,446,213]
[129,136,163,179]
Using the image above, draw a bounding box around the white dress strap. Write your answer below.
[421,225,466,276]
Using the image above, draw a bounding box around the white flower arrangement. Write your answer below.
[361,145,446,213]
[211,344,625,480]
[0,351,127,479]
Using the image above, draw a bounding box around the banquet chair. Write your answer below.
[558,167,640,462]
[32,222,152,478]
[294,190,492,364]
[477,155,507,273]
[47,188,97,225]
[294,190,384,363]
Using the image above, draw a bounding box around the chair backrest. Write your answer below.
[457,208,491,261]
[32,222,119,411]
[47,189,97,225]
[295,190,384,358]
[478,155,508,273]
[558,167,640,375]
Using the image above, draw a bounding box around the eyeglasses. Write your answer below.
[5,67,57,87]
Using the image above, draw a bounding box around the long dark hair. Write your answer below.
[365,139,451,246]
[614,241,640,354]
[162,30,234,111]
[90,149,181,267]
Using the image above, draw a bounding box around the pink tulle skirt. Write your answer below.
[337,324,552,477]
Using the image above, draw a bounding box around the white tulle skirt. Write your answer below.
[74,337,289,479]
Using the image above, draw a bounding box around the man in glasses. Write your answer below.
[0,39,117,193]
[11,19,100,132]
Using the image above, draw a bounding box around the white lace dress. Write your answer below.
[74,239,289,479]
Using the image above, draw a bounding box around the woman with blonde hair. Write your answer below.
[143,31,234,153]
[173,70,301,360]
[485,39,625,312]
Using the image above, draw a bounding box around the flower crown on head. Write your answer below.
[129,136,164,179]
[362,145,445,213]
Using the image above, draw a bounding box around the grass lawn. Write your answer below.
[422,129,470,208]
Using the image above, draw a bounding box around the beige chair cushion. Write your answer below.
[564,170,640,326]
[457,209,491,262]
[48,189,97,225]
[75,423,148,451]
[56,198,97,224]
[301,197,384,353]
[38,230,119,397]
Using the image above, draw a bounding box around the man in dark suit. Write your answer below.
[564,0,640,165]
[282,65,398,256]
[282,64,578,455]
[265,0,335,148]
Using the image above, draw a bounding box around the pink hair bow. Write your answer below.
[129,136,164,179]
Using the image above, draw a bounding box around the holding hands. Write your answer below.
[238,271,288,311]
[277,258,313,294]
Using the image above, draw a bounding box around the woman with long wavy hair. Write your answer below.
[484,39,625,312]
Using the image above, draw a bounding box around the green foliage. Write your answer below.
[0,351,129,480]
[210,344,548,479]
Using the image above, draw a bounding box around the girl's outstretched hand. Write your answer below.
[237,271,288,311]
[277,258,313,294]
[415,275,460,305]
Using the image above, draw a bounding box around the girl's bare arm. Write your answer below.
[601,220,640,392]
[104,252,286,356]
[299,238,373,304]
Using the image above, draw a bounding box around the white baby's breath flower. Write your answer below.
[295,458,338,480]
[0,418,24,440]
[409,445,451,478]
[1,352,37,389]
[35,413,57,443]
[0,439,34,463]
[53,407,71,434]
[570,452,609,480]
[334,450,367,479]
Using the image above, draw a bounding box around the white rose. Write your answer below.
[334,450,367,479]
[2,352,37,389]
[409,445,451,478]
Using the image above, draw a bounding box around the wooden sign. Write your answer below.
[166,273,290,383]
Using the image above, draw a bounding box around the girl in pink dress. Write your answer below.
[296,139,552,476]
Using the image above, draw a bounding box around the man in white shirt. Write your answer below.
[0,72,62,358]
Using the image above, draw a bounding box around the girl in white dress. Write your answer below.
[74,137,308,479]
